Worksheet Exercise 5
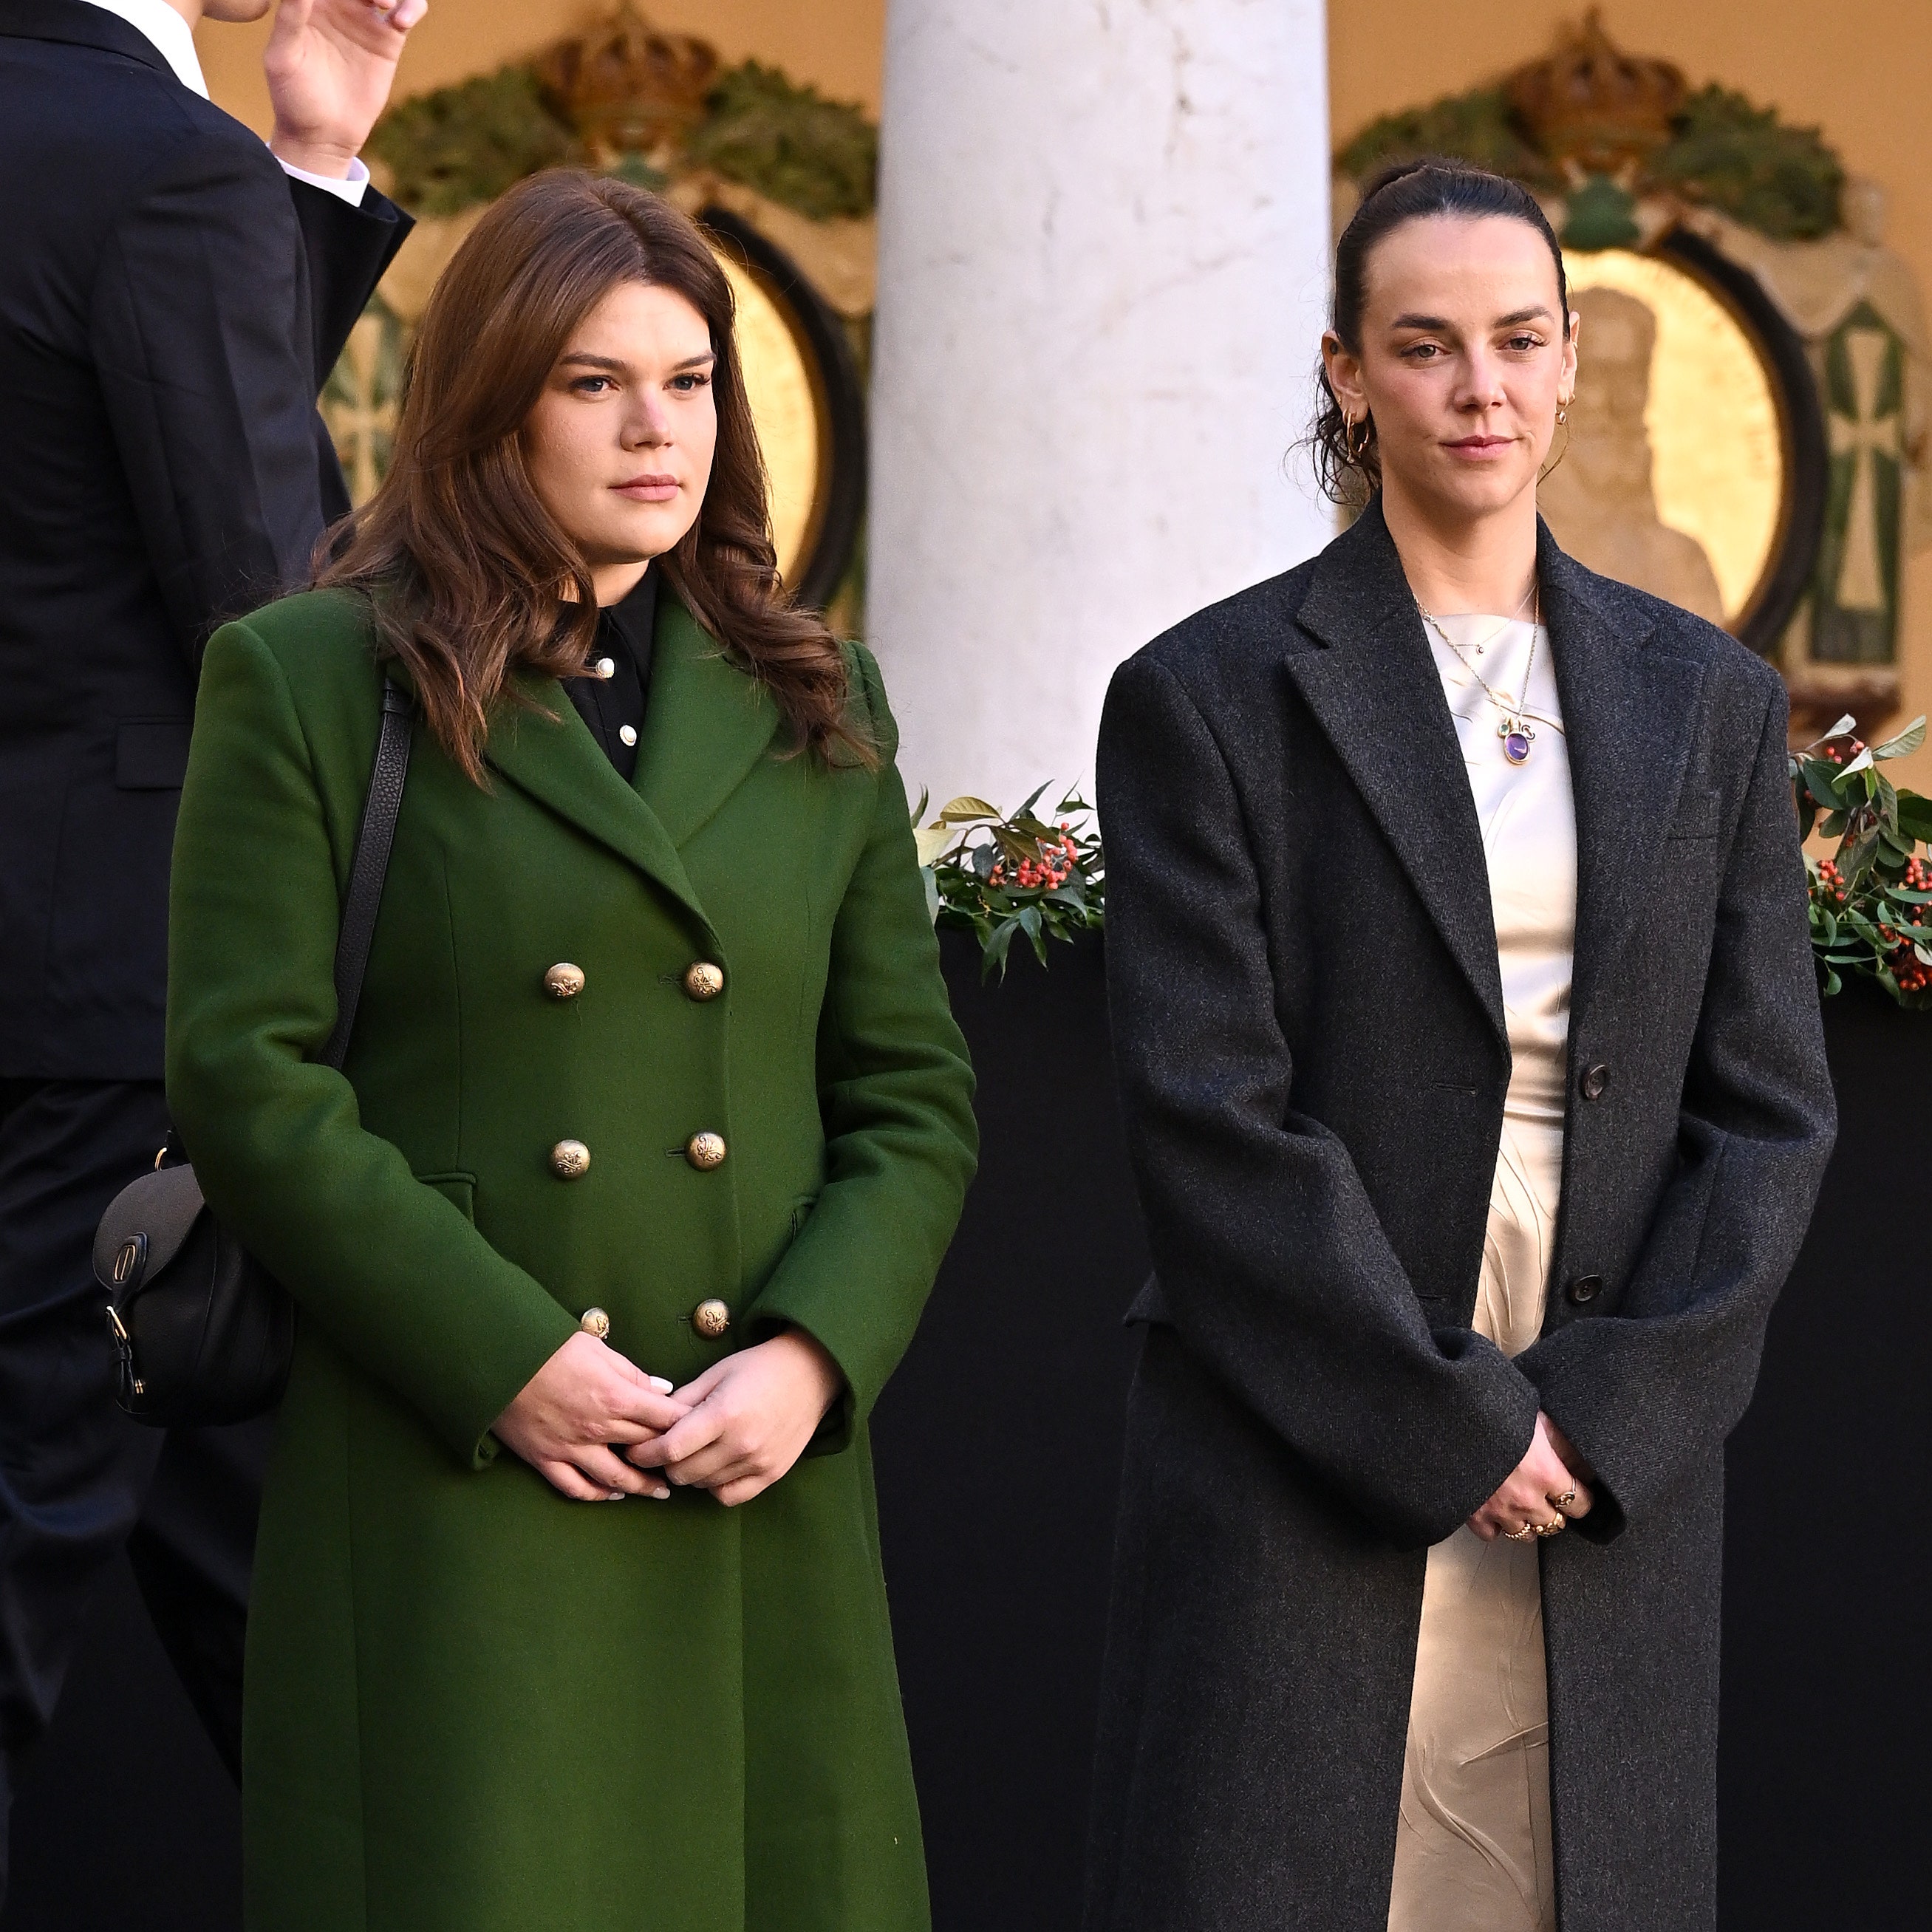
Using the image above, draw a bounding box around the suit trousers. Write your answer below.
[0,1079,270,1908]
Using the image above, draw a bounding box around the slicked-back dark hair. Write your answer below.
[1311,158,1569,503]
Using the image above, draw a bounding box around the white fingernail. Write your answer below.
[607,1490,626,1501]
[648,1376,673,1393]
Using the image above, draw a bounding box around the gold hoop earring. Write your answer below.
[1345,414,1373,465]
[1556,402,1570,427]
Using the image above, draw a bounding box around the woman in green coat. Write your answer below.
[165,171,977,1932]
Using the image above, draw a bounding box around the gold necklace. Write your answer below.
[1416,587,1542,766]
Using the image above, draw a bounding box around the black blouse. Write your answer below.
[564,567,658,783]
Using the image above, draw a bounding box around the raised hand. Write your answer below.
[492,1330,692,1503]
[1466,1409,1594,1543]
[264,0,426,180]
[627,1330,845,1509]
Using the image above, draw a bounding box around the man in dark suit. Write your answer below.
[0,0,420,1897]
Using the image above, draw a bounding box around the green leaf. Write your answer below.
[1800,759,1848,807]
[1839,745,1876,777]
[980,918,1019,982]
[938,796,1000,822]
[1822,966,1843,997]
[1872,715,1928,761]
[912,823,956,868]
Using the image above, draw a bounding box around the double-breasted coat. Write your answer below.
[165,587,977,1932]
[1084,502,1836,1932]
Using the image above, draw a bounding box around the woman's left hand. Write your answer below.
[627,1329,844,1506]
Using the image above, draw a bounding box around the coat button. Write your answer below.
[683,961,725,1001]
[578,1307,610,1339]
[545,962,586,1000]
[684,1132,726,1170]
[618,724,638,748]
[1566,1274,1603,1305]
[1580,1062,1611,1101]
[692,1297,731,1339]
[551,1139,591,1179]
[593,656,616,680]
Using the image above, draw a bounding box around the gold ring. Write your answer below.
[1534,1515,1567,1537]
[1502,1523,1537,1541]
[1549,1488,1578,1511]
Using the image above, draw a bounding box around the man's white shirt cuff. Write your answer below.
[277,156,371,208]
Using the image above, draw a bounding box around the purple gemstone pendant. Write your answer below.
[1499,717,1535,765]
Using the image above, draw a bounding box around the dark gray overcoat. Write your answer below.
[1085,501,1837,1932]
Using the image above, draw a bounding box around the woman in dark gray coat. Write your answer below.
[1085,161,1835,1932]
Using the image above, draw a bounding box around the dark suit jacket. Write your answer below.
[0,0,409,1079]
[1085,501,1836,1932]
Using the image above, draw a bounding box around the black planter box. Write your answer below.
[1717,978,1932,1929]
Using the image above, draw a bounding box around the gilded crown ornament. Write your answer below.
[533,4,720,166]
[1504,8,1687,178]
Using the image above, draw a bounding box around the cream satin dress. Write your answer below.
[1387,612,1575,1932]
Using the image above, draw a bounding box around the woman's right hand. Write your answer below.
[492,1331,692,1502]
[1467,1410,1594,1542]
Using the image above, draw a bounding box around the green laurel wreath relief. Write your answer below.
[366,58,877,222]
[1339,82,1844,244]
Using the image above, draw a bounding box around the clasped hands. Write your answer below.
[1466,1410,1596,1542]
[493,1328,844,1509]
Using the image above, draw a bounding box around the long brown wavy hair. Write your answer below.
[318,169,867,781]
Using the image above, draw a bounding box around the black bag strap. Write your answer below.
[319,680,414,1071]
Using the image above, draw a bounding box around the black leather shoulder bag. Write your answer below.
[94,680,414,1427]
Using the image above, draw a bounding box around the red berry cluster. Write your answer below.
[989,827,1082,892]
[1815,858,1846,904]
[990,826,1080,893]
[1819,737,1867,765]
[1905,855,1932,892]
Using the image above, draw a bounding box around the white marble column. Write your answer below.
[867,0,1334,813]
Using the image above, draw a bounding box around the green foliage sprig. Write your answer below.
[913,789,1105,980]
[1792,713,1932,1003]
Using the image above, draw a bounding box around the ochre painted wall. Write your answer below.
[195,0,885,137]
[1330,0,1932,783]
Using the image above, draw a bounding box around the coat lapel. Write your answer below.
[480,590,781,939]
[1538,526,1706,1038]
[1286,503,1507,1040]
[632,593,782,848]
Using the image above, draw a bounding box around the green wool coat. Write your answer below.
[165,587,977,1932]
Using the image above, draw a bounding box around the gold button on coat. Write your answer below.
[683,961,724,1001]
[684,1132,726,1170]
[692,1298,731,1339]
[550,1139,591,1179]
[578,1307,610,1339]
[544,962,586,1000]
